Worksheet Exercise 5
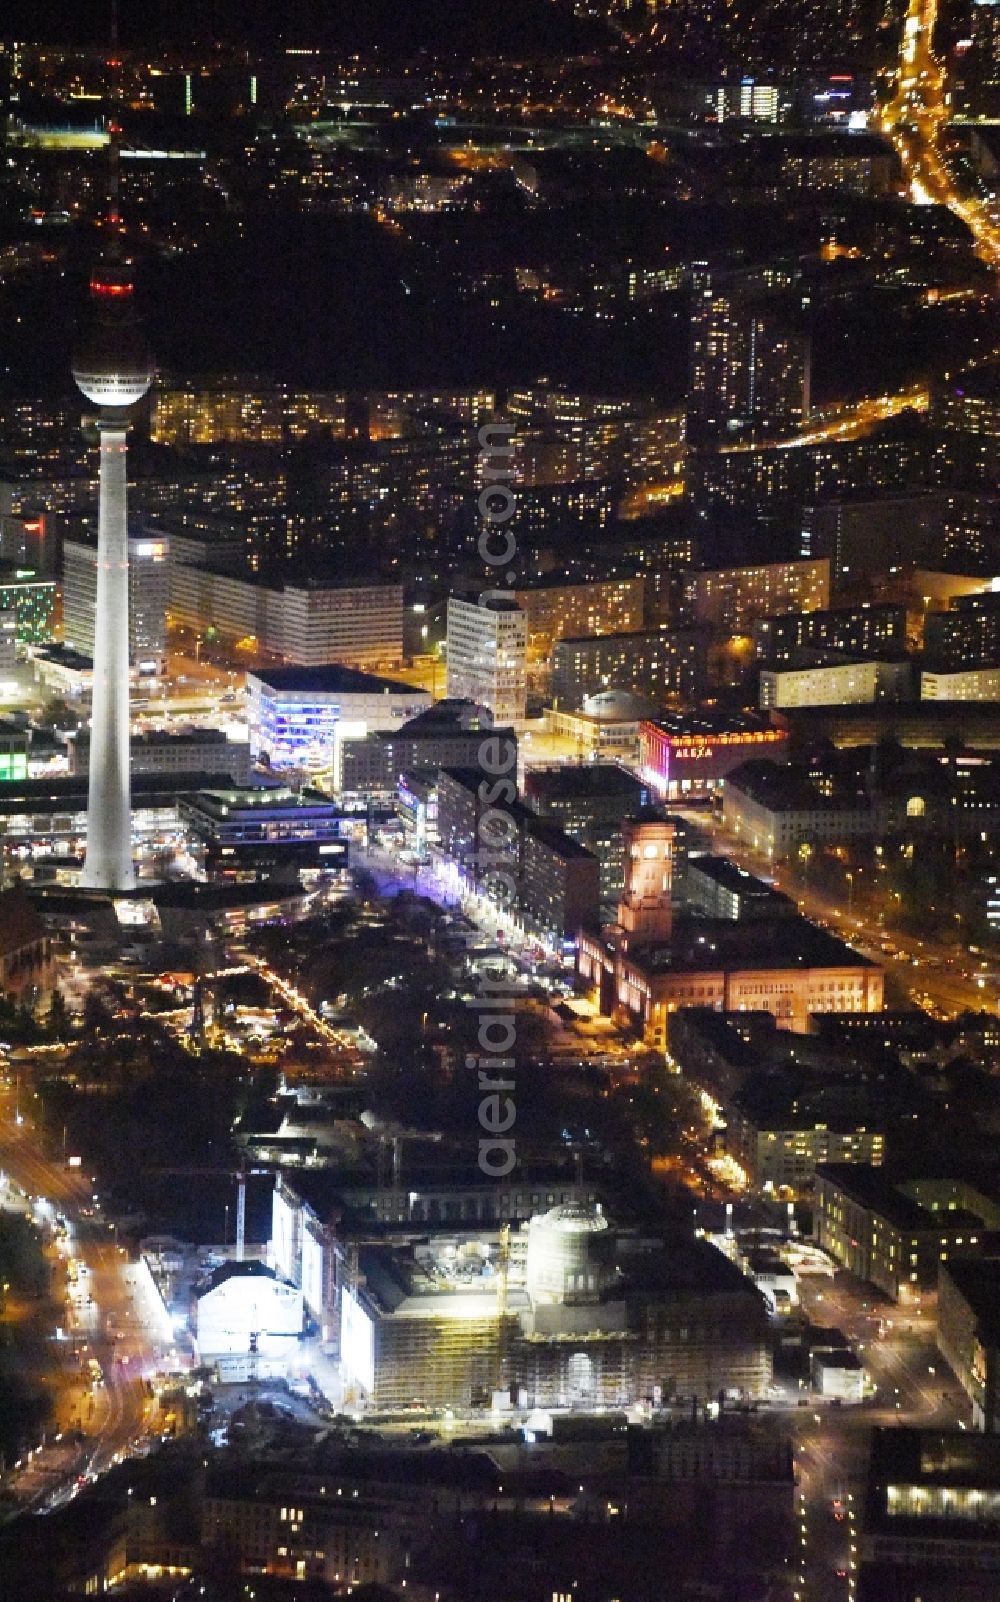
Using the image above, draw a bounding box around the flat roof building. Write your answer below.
[753,602,909,665]
[63,529,169,674]
[685,855,795,922]
[334,701,512,799]
[169,564,404,668]
[523,763,653,909]
[938,1259,1000,1433]
[445,594,527,725]
[728,1076,885,1198]
[329,1207,772,1413]
[511,575,646,668]
[550,627,707,712]
[815,1166,1000,1303]
[436,766,600,940]
[759,659,911,710]
[922,667,1000,702]
[860,1428,1000,1600]
[687,558,830,634]
[0,562,55,645]
[723,758,880,860]
[246,666,431,772]
[69,727,252,785]
[640,714,789,802]
[179,785,347,885]
[580,908,883,1046]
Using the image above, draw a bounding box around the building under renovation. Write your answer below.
[271,1181,771,1410]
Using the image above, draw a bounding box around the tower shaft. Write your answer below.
[82,416,134,891]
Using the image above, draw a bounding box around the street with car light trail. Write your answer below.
[672,803,1000,1022]
[885,0,1000,270]
[0,1079,166,1509]
[788,1267,969,1602]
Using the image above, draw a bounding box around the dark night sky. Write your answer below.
[1,0,609,51]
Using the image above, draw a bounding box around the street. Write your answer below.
[885,0,1000,271]
[675,803,999,1021]
[0,1082,167,1512]
[787,1266,967,1602]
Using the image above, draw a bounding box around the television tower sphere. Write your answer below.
[72,261,153,409]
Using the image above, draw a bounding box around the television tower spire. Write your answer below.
[72,42,152,893]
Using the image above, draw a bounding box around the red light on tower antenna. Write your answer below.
[91,278,132,298]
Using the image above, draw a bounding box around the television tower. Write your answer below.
[72,110,153,891]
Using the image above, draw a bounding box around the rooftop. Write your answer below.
[184,785,338,821]
[814,1348,863,1371]
[0,887,47,957]
[522,814,600,861]
[644,710,780,739]
[0,772,274,808]
[0,562,51,587]
[670,1008,771,1071]
[524,763,649,801]
[865,1427,1000,1539]
[195,1260,287,1298]
[733,1071,891,1134]
[437,767,597,857]
[941,1259,1000,1345]
[34,643,92,671]
[815,1165,1000,1232]
[389,700,496,734]
[356,1237,517,1319]
[632,915,878,975]
[687,854,793,901]
[450,592,523,613]
[73,727,238,749]
[248,664,429,697]
[555,626,699,648]
[725,758,870,812]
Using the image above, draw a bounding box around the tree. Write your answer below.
[82,987,113,1038]
[46,987,70,1041]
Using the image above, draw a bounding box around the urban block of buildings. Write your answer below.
[334,700,511,801]
[550,627,708,711]
[271,1179,772,1412]
[578,815,883,1043]
[246,666,432,772]
[169,564,405,668]
[814,1166,1000,1303]
[435,766,600,940]
[445,594,527,724]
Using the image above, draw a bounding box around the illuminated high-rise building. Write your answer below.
[63,530,168,675]
[71,143,153,891]
[688,267,810,441]
[445,594,527,724]
[957,0,1000,118]
[688,268,748,439]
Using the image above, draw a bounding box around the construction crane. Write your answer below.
[235,1163,248,1262]
[153,1162,270,1260]
[187,977,206,1051]
[359,1112,442,1199]
[495,1223,511,1397]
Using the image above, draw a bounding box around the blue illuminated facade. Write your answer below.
[246,666,431,771]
